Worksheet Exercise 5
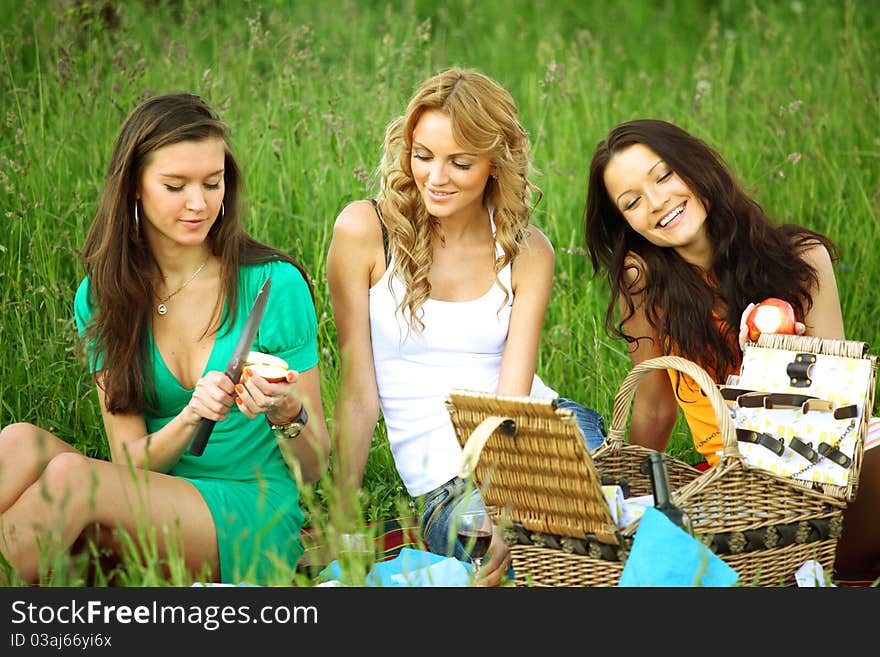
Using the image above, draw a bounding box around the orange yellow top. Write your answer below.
[668,316,739,466]
[666,369,729,466]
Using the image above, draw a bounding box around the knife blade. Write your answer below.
[188,276,272,456]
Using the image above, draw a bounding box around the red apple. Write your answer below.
[244,351,289,383]
[745,298,796,342]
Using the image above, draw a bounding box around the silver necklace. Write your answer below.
[156,257,210,316]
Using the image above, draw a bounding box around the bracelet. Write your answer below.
[268,405,309,440]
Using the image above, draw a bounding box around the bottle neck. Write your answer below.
[647,453,673,507]
[644,452,694,535]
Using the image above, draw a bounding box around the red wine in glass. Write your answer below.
[457,507,493,578]
[458,528,492,560]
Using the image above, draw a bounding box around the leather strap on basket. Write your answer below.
[721,388,839,414]
[458,415,513,479]
[608,356,741,462]
[816,442,853,469]
[736,428,785,456]
[789,436,821,464]
[786,353,816,388]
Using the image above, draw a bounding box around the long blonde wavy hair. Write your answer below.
[378,67,540,332]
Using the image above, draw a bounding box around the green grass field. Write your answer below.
[1,0,878,584]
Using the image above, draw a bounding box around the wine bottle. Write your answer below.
[641,452,693,535]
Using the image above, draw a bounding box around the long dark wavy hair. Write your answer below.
[81,93,311,414]
[584,119,838,379]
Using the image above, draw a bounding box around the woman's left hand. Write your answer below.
[235,366,303,424]
[737,303,756,352]
[738,302,807,352]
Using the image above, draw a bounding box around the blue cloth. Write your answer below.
[618,507,739,587]
[317,548,473,587]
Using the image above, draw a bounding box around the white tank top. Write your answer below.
[369,224,557,496]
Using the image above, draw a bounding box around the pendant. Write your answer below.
[157,303,168,315]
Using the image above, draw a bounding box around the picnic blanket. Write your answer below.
[316,547,473,587]
[300,516,426,577]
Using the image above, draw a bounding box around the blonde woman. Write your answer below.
[327,68,604,586]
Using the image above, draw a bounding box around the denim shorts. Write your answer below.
[419,398,606,559]
[418,476,484,560]
[555,397,606,451]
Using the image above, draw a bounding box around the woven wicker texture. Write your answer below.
[505,546,624,587]
[446,392,618,544]
[446,334,877,587]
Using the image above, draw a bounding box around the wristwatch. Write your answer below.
[268,405,309,440]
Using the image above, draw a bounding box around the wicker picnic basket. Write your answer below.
[447,333,877,587]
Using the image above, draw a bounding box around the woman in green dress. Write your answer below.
[0,93,330,584]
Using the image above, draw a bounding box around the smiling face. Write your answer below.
[137,138,226,250]
[410,110,493,220]
[603,142,710,262]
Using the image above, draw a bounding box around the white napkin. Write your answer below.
[795,559,835,587]
[601,486,654,528]
[619,494,654,527]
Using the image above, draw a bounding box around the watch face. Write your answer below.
[285,423,304,438]
[269,406,308,440]
[295,406,309,426]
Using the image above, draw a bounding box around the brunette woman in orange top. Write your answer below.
[584,118,878,582]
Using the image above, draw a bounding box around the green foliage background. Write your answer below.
[1,0,878,564]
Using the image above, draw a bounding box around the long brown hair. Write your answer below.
[584,119,837,378]
[378,67,540,332]
[81,93,310,413]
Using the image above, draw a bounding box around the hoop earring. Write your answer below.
[133,201,141,238]
[218,201,225,223]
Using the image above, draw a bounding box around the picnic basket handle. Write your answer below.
[607,356,740,462]
[458,415,511,479]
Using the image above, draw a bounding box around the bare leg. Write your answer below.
[0,423,78,513]
[836,447,880,579]
[0,450,219,583]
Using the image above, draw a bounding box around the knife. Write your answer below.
[188,276,272,456]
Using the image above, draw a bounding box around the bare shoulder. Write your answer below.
[519,225,554,260]
[509,225,554,293]
[796,239,843,338]
[332,199,383,243]
[328,199,387,287]
[798,240,834,271]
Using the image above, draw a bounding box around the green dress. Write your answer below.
[74,260,318,584]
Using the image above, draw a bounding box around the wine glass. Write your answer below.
[337,532,373,585]
[456,507,493,577]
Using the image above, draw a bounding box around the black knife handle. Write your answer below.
[188,369,241,456]
[188,418,216,456]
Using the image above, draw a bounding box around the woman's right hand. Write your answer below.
[184,370,236,426]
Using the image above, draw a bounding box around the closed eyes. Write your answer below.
[412,153,473,170]
[622,170,674,211]
[164,182,222,192]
